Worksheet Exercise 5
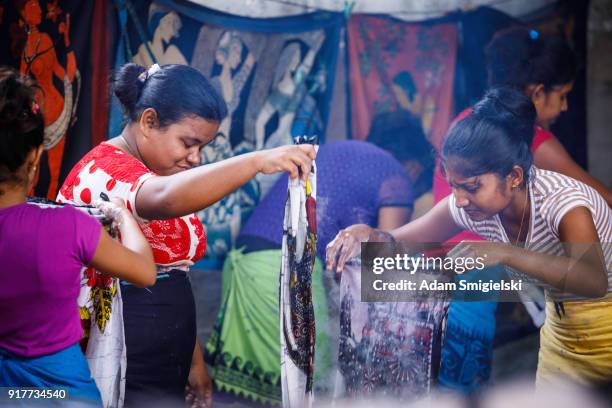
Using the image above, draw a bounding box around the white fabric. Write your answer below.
[280,152,317,407]
[185,0,556,21]
[78,279,126,408]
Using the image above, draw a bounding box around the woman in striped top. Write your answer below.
[327,87,612,385]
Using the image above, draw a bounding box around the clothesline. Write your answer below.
[259,0,522,15]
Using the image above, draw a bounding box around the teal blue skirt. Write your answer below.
[0,343,101,406]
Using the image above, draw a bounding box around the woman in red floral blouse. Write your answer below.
[59,63,315,407]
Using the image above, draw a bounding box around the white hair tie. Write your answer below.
[138,63,161,83]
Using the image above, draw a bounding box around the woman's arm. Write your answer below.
[326,197,462,272]
[390,197,462,243]
[135,144,316,220]
[534,138,612,206]
[90,201,156,287]
[90,229,156,287]
[500,206,608,298]
[377,207,412,230]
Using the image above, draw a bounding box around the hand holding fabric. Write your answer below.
[326,224,374,274]
[256,144,316,181]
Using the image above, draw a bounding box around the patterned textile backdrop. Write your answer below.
[0,0,109,199]
[115,0,342,268]
[111,1,343,267]
[347,15,457,150]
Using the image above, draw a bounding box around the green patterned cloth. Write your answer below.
[205,248,331,405]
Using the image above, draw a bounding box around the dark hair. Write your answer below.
[367,110,435,194]
[0,67,44,186]
[113,63,227,128]
[392,71,417,102]
[441,87,536,186]
[485,26,576,91]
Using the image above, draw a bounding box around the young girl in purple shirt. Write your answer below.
[0,67,156,405]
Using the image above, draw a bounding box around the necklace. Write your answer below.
[514,185,529,247]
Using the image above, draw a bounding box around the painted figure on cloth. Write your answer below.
[133,4,187,66]
[209,31,255,142]
[254,34,325,199]
[254,34,325,152]
[13,0,80,198]
[198,31,256,265]
[391,71,436,138]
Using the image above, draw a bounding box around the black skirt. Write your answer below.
[121,271,196,407]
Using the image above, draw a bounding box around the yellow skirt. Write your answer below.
[537,296,612,385]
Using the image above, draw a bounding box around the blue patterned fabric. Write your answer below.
[438,265,504,394]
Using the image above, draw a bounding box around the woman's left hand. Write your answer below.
[185,354,213,408]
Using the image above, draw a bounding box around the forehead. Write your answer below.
[165,116,218,139]
[443,161,499,185]
[442,161,475,182]
[446,170,478,184]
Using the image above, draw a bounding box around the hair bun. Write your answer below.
[0,66,44,182]
[0,68,41,126]
[473,86,536,147]
[112,63,147,117]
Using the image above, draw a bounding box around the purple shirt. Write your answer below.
[240,141,414,259]
[0,203,101,357]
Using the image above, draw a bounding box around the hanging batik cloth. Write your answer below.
[347,14,457,150]
[0,1,110,199]
[335,256,451,402]
[280,136,318,408]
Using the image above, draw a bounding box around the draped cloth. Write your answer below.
[280,141,318,407]
[347,15,457,150]
[335,259,450,402]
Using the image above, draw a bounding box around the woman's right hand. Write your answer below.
[326,224,374,274]
[256,144,316,181]
[91,197,156,287]
[94,197,132,231]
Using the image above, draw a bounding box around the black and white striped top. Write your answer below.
[448,166,612,301]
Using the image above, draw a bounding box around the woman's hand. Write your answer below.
[185,348,213,408]
[94,197,131,230]
[326,224,375,275]
[256,144,316,181]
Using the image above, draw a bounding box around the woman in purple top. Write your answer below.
[205,111,434,404]
[239,140,417,258]
[0,67,156,405]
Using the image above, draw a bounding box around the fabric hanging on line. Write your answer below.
[347,14,457,150]
[0,0,109,199]
[114,0,342,269]
[183,0,558,22]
